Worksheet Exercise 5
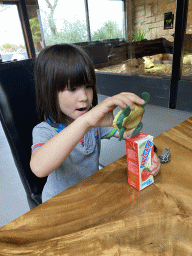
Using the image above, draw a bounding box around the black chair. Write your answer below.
[0,59,47,210]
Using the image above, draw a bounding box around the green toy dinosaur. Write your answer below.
[113,92,150,141]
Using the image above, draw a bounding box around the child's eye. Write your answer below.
[68,85,92,92]
[86,85,93,89]
[67,87,77,92]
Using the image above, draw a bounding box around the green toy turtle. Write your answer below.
[113,92,150,141]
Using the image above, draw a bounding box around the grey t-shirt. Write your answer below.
[32,122,114,202]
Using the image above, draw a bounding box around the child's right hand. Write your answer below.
[83,92,145,128]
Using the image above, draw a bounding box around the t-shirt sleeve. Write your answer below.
[31,122,57,152]
[100,126,117,139]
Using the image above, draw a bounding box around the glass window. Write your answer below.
[88,0,124,41]
[37,0,88,46]
[0,4,28,62]
[181,0,192,80]
[98,0,177,79]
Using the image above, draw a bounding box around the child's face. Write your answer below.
[58,85,93,124]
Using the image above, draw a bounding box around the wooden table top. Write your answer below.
[1,117,192,255]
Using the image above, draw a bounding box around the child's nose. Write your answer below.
[78,87,88,100]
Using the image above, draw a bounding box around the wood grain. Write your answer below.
[0,117,192,255]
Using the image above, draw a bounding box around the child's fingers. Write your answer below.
[109,96,128,109]
[109,93,145,110]
[152,153,159,163]
[86,92,145,128]
[149,165,159,176]
[121,92,145,106]
[123,128,135,138]
[149,154,161,176]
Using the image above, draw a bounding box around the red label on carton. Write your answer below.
[125,132,154,191]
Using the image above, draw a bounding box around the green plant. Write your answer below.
[166,19,172,25]
[44,19,87,45]
[1,43,25,52]
[2,43,12,49]
[132,29,148,41]
[29,17,41,43]
[19,44,25,49]
[92,21,122,41]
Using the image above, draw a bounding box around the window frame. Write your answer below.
[2,0,126,58]
[1,0,36,59]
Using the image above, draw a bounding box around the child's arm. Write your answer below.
[30,92,145,178]
[30,117,91,178]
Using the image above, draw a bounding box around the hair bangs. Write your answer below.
[56,48,95,92]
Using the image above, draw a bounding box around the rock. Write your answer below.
[156,54,164,61]
[150,55,162,64]
[163,53,173,61]
[153,59,162,64]
[120,64,126,73]
[143,56,154,69]
[183,55,192,65]
[138,63,145,72]
[145,62,154,69]
[162,60,172,65]
[151,53,173,62]
[137,58,144,65]
[163,35,174,42]
[126,58,139,68]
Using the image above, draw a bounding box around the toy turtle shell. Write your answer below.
[113,92,150,141]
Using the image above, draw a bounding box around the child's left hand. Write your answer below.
[117,131,161,176]
[149,153,161,176]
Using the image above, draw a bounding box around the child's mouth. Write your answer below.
[76,107,88,113]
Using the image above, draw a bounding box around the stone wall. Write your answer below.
[126,0,176,42]
[186,1,192,34]
[126,0,192,51]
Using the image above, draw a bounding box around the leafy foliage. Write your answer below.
[1,43,25,52]
[43,19,122,45]
[132,29,148,42]
[29,17,41,43]
[44,19,88,45]
[92,21,122,41]
[39,0,123,45]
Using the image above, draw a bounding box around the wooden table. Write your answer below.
[1,117,192,255]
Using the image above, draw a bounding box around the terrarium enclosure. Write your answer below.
[98,0,192,80]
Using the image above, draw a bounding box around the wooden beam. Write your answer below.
[17,0,36,58]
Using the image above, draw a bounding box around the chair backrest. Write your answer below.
[0,59,47,209]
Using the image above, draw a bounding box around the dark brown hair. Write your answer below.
[34,43,98,125]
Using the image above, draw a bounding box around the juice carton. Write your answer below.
[125,132,154,191]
